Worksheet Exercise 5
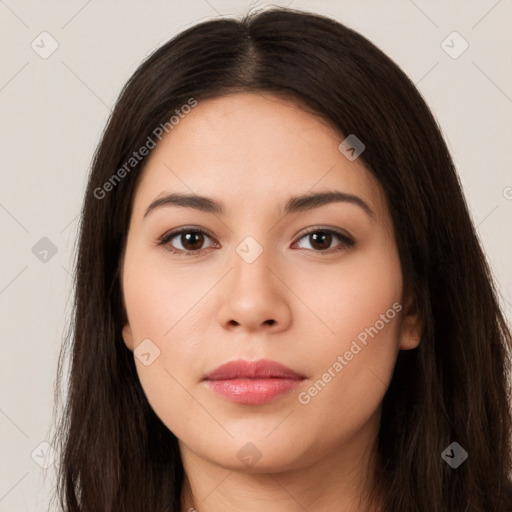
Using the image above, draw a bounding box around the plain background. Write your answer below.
[1,0,511,510]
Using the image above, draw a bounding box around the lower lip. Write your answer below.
[205,378,303,405]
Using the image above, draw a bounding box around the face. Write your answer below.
[120,92,421,473]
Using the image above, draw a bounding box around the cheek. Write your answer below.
[293,241,403,419]
[121,250,209,404]
[122,246,210,344]
[294,237,403,349]
[122,259,211,438]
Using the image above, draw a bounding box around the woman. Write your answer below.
[51,7,512,511]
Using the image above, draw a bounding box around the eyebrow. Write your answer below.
[143,190,375,219]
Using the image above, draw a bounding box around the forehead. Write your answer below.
[132,92,387,223]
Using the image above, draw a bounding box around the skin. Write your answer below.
[120,92,422,512]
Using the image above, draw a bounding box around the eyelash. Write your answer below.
[157,227,355,256]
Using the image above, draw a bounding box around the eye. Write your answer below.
[157,226,355,256]
[158,228,216,256]
[293,228,355,253]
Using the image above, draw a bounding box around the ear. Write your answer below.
[122,323,134,351]
[118,258,134,352]
[398,287,423,350]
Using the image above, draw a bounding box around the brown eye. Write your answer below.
[159,229,215,255]
[294,229,354,253]
[178,231,206,251]
[308,231,332,250]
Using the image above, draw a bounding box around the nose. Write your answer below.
[217,243,292,333]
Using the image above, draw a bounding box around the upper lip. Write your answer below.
[203,359,305,381]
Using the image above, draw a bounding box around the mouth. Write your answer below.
[203,358,306,405]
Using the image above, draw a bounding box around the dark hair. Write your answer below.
[50,6,512,511]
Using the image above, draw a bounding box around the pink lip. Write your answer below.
[203,359,305,405]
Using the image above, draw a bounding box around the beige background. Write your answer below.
[1,0,511,510]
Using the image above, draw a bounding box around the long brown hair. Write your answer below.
[50,7,512,511]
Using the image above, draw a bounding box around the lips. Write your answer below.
[203,358,304,381]
[203,359,305,405]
